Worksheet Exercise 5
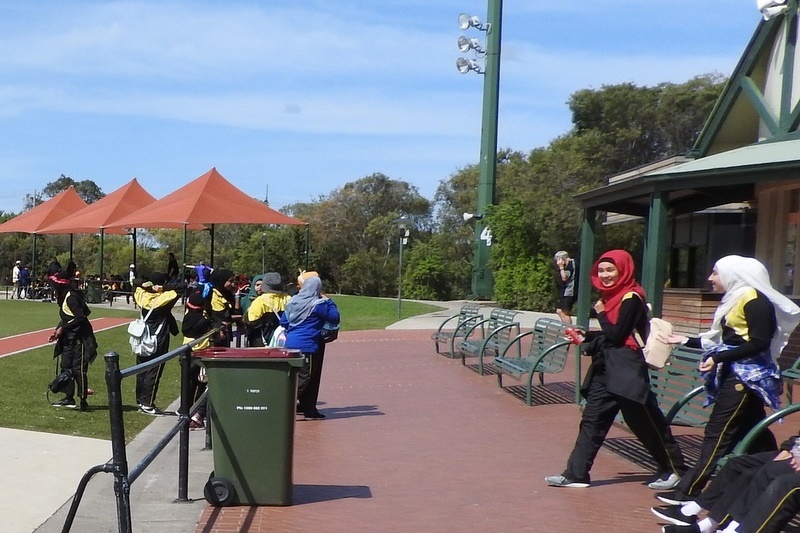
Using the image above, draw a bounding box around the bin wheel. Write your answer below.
[204,477,236,507]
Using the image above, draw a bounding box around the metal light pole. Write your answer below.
[457,0,502,300]
[394,217,411,319]
[261,233,266,274]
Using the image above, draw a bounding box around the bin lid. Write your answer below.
[197,347,303,360]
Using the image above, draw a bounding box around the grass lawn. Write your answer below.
[0,296,443,440]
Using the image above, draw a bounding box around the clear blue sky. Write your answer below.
[0,1,759,214]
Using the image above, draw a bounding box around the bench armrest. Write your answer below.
[731,402,800,456]
[664,386,705,426]
[478,322,521,351]
[499,330,535,358]
[434,313,464,335]
[462,318,492,340]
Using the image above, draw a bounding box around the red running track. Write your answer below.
[0,317,132,358]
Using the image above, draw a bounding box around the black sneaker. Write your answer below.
[656,489,692,505]
[52,398,76,408]
[662,524,699,533]
[303,411,326,420]
[79,400,89,412]
[651,505,696,526]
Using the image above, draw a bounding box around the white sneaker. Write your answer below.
[544,475,589,488]
[648,472,681,490]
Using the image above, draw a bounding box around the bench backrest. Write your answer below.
[451,304,483,332]
[528,317,570,370]
[649,346,706,427]
[485,308,519,331]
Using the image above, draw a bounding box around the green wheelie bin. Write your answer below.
[198,347,305,506]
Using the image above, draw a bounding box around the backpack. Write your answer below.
[267,325,286,348]
[128,307,163,356]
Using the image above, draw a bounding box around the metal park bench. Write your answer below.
[431,304,484,357]
[493,317,571,406]
[651,345,708,428]
[458,308,520,375]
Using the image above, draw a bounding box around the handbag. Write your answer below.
[634,317,674,369]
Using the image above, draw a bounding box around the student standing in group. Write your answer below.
[655,255,800,505]
[209,269,240,346]
[48,261,97,411]
[244,272,290,347]
[133,272,185,415]
[281,274,340,420]
[181,289,213,429]
[545,249,686,489]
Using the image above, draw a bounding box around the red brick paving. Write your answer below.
[194,329,800,533]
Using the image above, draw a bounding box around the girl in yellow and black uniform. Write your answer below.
[133,272,186,415]
[657,256,800,505]
[209,269,239,347]
[48,261,97,411]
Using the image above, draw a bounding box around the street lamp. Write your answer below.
[394,217,411,319]
[456,1,503,300]
[261,233,266,274]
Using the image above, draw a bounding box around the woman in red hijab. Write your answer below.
[545,250,686,489]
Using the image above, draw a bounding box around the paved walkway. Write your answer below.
[11,302,799,532]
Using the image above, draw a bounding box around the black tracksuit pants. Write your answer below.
[135,327,170,408]
[60,331,89,401]
[297,346,325,415]
[564,372,685,483]
[736,463,800,533]
[676,375,777,497]
[695,451,778,522]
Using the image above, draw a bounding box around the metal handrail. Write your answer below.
[61,327,221,533]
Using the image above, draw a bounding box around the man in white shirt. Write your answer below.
[11,260,20,299]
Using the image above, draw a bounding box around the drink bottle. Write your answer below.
[565,327,585,345]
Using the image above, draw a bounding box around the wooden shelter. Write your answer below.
[573,2,800,333]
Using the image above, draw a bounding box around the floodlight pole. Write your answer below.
[470,0,502,300]
[261,233,266,274]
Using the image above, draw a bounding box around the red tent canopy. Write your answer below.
[108,168,305,228]
[0,187,88,234]
[37,179,156,235]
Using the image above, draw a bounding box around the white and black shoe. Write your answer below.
[52,397,77,408]
[544,474,589,488]
[651,505,696,526]
[655,489,693,505]
[648,472,681,490]
[138,404,164,416]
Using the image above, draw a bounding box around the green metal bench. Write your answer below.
[458,308,520,375]
[431,304,484,358]
[493,317,571,406]
[651,346,708,428]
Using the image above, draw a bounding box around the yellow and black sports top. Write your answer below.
[687,288,776,364]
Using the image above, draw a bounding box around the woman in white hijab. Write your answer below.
[652,256,800,509]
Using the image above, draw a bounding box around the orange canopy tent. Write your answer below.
[108,167,306,266]
[37,179,159,279]
[0,187,88,279]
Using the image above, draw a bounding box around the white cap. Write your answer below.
[129,264,135,268]
[15,260,20,264]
